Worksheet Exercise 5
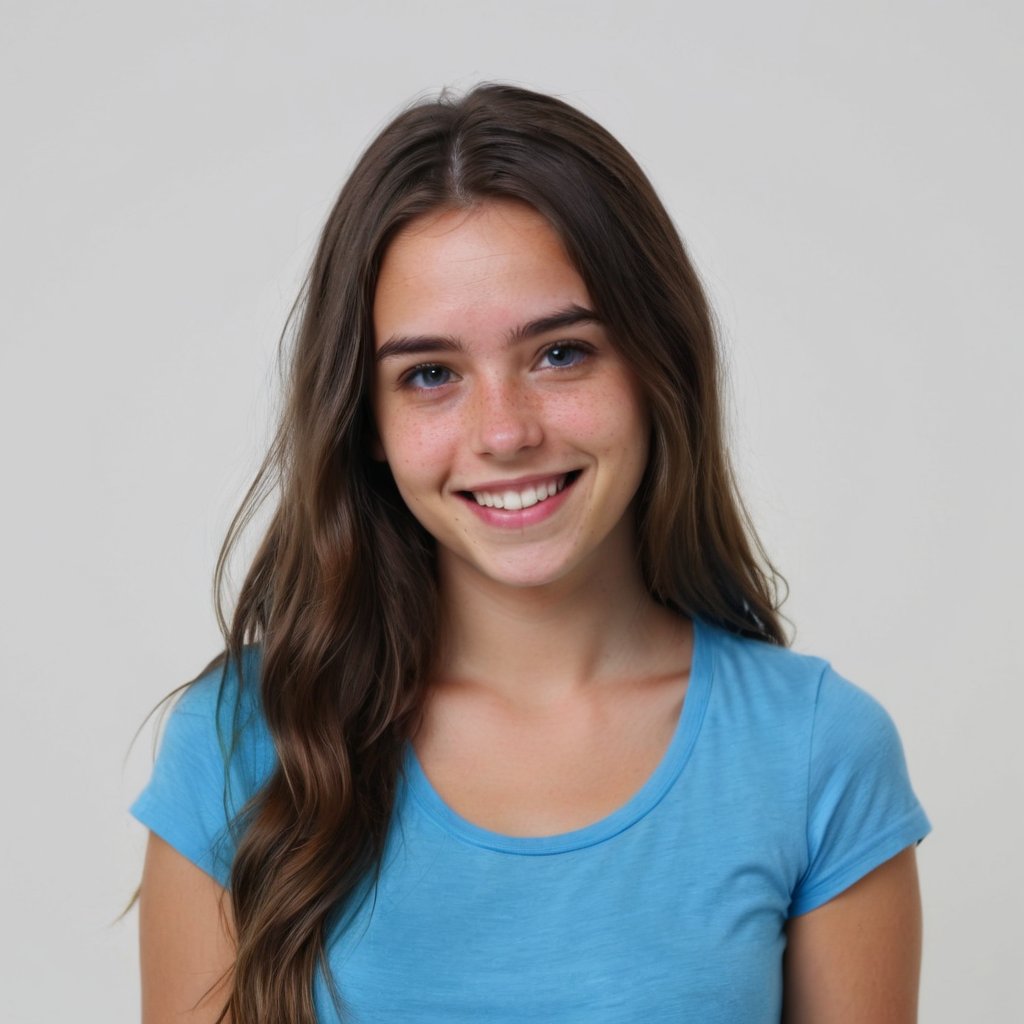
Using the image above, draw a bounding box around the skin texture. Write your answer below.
[139,197,924,1020]
[782,845,923,1023]
[372,199,651,598]
[139,833,235,1023]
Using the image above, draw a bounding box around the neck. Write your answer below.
[434,539,687,712]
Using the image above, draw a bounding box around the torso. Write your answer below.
[411,622,692,837]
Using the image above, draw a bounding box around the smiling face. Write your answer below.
[371,199,650,594]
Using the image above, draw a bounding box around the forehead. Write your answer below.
[372,200,592,343]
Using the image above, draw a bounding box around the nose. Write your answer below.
[468,376,544,457]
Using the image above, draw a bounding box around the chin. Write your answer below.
[464,549,590,592]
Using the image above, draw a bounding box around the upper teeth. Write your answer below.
[471,474,568,510]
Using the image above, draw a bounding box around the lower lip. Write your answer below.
[458,474,579,528]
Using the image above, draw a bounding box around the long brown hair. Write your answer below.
[140,82,787,1022]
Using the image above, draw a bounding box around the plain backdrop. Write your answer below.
[1,1,1020,1020]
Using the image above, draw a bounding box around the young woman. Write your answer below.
[130,83,931,1023]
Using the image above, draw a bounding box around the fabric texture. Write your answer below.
[130,617,931,1022]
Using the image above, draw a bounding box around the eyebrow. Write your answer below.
[375,303,601,362]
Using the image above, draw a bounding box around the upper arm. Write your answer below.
[139,831,237,1024]
[782,845,923,1024]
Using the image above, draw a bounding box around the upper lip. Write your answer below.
[458,470,579,493]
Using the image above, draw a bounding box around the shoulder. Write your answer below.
[699,618,892,727]
[175,644,274,788]
[132,644,274,887]
[694,619,930,918]
[696,619,920,798]
[698,618,829,725]
[173,644,264,721]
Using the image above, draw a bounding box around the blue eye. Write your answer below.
[541,343,588,368]
[404,364,452,389]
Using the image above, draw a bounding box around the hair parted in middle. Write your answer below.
[196,82,787,1023]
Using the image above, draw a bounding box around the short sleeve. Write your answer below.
[788,665,931,918]
[130,650,274,889]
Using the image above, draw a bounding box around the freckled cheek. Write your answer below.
[548,390,650,458]
[383,415,463,489]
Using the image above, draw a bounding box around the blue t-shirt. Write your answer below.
[130,617,931,1022]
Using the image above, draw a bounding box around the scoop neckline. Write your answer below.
[401,615,716,855]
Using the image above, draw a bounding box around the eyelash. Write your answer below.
[399,341,593,391]
[402,364,453,390]
[539,342,591,370]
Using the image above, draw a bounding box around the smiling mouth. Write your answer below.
[458,470,582,510]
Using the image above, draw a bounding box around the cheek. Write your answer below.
[552,383,650,461]
[380,411,459,483]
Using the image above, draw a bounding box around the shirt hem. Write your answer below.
[787,806,932,918]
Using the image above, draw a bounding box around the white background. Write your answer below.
[1,1,1020,1020]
